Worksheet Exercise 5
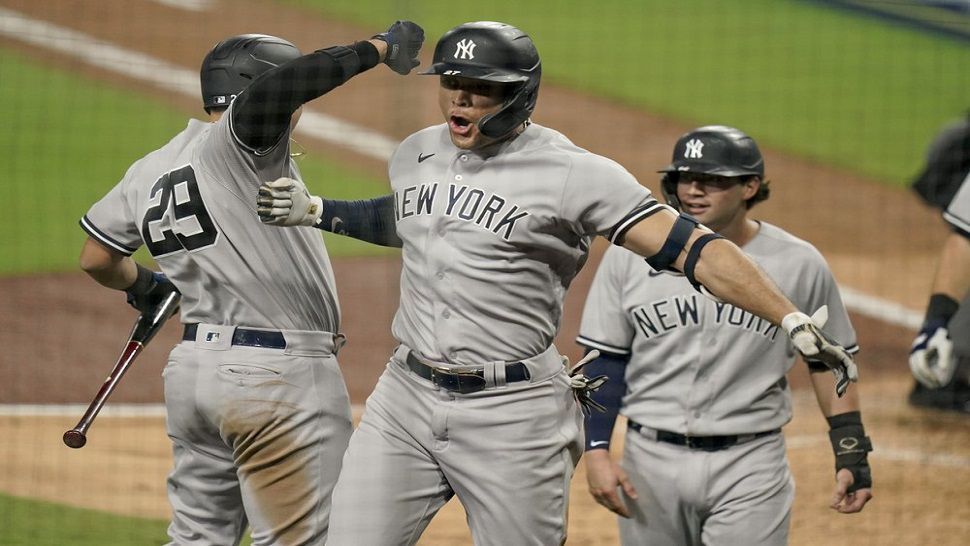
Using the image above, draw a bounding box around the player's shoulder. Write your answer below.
[125,119,208,176]
[525,124,635,175]
[750,221,829,265]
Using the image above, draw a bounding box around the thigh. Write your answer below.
[327,363,453,546]
[445,372,584,546]
[702,434,794,546]
[619,430,702,546]
[164,347,246,546]
[227,353,353,546]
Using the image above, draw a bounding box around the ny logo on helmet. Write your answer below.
[684,139,704,159]
[454,39,476,60]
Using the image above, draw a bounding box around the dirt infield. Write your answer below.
[1,0,967,544]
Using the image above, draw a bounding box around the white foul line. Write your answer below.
[0,7,925,330]
[152,0,214,12]
[0,7,398,161]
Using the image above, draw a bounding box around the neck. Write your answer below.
[719,217,760,247]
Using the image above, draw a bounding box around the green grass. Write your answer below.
[0,49,392,275]
[285,0,969,186]
[0,492,169,546]
[0,492,257,546]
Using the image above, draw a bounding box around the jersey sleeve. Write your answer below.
[559,154,661,242]
[802,251,859,355]
[79,168,142,256]
[576,245,636,355]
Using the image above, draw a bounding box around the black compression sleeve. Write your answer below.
[232,41,380,152]
[582,350,629,451]
[316,195,402,248]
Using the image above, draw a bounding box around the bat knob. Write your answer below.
[63,429,87,449]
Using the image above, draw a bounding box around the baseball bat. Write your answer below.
[63,289,181,449]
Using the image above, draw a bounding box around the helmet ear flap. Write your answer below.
[478,83,531,139]
[661,172,681,211]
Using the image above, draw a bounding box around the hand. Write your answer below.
[373,20,424,75]
[830,468,873,514]
[909,321,955,389]
[782,306,858,397]
[584,449,637,518]
[257,177,323,227]
[126,271,179,316]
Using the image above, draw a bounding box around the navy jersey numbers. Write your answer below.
[142,165,219,256]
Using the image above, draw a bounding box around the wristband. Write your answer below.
[126,264,156,295]
[925,293,959,324]
[827,411,873,493]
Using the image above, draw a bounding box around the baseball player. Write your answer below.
[77,24,423,546]
[908,114,970,413]
[577,126,874,545]
[256,22,858,546]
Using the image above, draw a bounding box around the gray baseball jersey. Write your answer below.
[81,111,351,545]
[327,122,659,546]
[578,222,858,546]
[578,222,859,435]
[944,171,970,233]
[82,113,340,331]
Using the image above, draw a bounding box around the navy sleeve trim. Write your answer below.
[79,216,137,255]
[608,200,669,245]
[576,335,631,356]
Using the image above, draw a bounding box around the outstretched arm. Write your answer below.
[620,208,858,396]
[257,177,401,248]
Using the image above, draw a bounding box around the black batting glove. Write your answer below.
[827,411,873,493]
[373,20,424,75]
[125,264,179,315]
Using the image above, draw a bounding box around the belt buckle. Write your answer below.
[431,367,487,394]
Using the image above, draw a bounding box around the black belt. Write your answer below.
[404,352,531,394]
[182,323,286,349]
[628,420,779,452]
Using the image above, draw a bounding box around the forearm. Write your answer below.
[79,238,137,289]
[316,195,402,248]
[809,367,861,417]
[232,41,382,150]
[689,238,797,325]
[931,231,970,302]
[582,352,628,451]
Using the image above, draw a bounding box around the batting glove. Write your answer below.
[373,20,424,75]
[783,305,858,397]
[257,177,323,227]
[125,265,179,316]
[909,320,956,389]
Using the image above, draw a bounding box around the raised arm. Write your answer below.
[231,21,424,152]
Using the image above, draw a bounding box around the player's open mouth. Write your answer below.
[449,115,473,136]
[683,203,708,214]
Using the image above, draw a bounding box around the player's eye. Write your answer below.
[441,77,460,90]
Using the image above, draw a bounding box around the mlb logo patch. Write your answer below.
[205,332,220,342]
[216,96,226,104]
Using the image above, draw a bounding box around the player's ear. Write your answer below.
[741,176,761,200]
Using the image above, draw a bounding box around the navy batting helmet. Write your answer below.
[200,34,302,113]
[659,125,769,209]
[422,21,541,139]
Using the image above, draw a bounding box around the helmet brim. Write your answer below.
[658,164,762,178]
[420,62,531,84]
